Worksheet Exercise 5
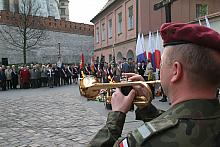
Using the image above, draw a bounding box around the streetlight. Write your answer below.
[57,42,62,68]
[58,42,61,59]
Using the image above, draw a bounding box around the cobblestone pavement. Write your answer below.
[0,85,170,147]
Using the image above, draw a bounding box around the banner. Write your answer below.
[147,32,152,62]
[136,33,146,63]
[154,30,161,69]
[80,53,84,69]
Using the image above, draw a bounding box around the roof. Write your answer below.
[90,0,117,23]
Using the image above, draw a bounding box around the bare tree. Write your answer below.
[0,0,47,64]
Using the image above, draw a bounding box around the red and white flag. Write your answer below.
[154,30,161,69]
[119,138,129,147]
[147,32,152,62]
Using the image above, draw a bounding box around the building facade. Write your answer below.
[0,0,61,19]
[91,0,220,63]
[59,0,69,21]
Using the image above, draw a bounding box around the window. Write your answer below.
[61,3,65,6]
[14,3,19,12]
[118,12,122,34]
[96,27,99,43]
[61,8,65,15]
[102,23,105,41]
[196,4,208,18]
[108,19,112,38]
[128,6,134,30]
[3,0,9,11]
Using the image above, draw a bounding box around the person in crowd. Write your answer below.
[107,63,113,79]
[30,65,38,88]
[85,64,91,75]
[5,66,12,90]
[93,63,98,77]
[54,64,61,86]
[41,65,48,87]
[102,66,108,83]
[72,64,79,84]
[47,64,55,88]
[96,65,103,83]
[66,64,73,85]
[36,64,42,88]
[88,22,220,147]
[11,65,18,89]
[128,58,135,73]
[60,64,67,85]
[0,67,6,91]
[144,59,153,80]
[18,66,23,89]
[138,61,145,78]
[112,63,121,82]
[121,58,129,73]
[20,66,30,89]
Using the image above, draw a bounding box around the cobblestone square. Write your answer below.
[0,85,170,147]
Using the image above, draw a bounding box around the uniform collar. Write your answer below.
[158,99,220,119]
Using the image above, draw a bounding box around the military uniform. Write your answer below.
[88,22,220,147]
[88,99,220,147]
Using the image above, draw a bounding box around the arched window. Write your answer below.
[117,52,123,61]
[127,50,134,60]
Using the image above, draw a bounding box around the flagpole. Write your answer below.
[198,19,202,25]
[205,15,211,28]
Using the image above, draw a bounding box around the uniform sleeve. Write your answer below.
[135,103,163,122]
[88,111,126,147]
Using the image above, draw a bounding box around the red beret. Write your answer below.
[160,22,220,52]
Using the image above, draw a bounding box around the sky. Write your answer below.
[69,0,108,24]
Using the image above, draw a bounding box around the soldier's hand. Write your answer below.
[122,73,151,99]
[111,88,136,113]
[122,73,145,82]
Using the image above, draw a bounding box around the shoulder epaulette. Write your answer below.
[132,117,178,145]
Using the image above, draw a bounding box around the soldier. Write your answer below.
[88,23,220,147]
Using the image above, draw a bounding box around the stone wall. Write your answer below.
[0,26,94,64]
[0,10,94,36]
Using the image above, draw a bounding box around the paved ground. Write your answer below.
[0,84,170,147]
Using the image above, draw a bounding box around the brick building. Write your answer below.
[91,0,220,63]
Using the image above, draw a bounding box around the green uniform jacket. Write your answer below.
[88,99,220,147]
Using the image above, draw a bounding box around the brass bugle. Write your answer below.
[83,80,161,90]
[79,76,160,106]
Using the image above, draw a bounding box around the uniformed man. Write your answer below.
[88,23,220,147]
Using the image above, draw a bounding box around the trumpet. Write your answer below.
[79,76,160,106]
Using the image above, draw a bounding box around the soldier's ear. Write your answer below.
[171,61,183,83]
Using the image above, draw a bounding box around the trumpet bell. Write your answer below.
[79,76,100,98]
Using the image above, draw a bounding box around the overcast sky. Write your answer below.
[69,0,108,24]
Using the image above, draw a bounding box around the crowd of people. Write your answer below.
[80,57,166,101]
[0,63,79,91]
[0,55,167,104]
[81,57,157,81]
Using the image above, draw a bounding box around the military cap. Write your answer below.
[160,22,220,52]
